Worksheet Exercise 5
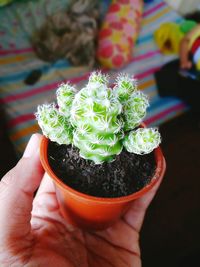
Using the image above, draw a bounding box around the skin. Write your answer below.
[0,134,163,267]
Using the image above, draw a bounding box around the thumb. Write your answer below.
[0,134,44,244]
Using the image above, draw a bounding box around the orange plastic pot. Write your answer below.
[40,136,166,231]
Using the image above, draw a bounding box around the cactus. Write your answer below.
[123,128,161,155]
[36,72,161,164]
[36,104,73,145]
[56,83,77,117]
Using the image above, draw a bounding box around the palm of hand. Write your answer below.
[6,175,142,267]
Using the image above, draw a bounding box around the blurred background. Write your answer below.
[0,0,200,266]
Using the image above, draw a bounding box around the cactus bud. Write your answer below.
[35,104,73,145]
[57,83,76,117]
[123,91,149,131]
[114,73,137,103]
[123,128,161,155]
[88,71,108,86]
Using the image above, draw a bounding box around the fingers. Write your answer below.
[123,170,164,232]
[0,134,44,244]
[32,173,57,216]
[31,173,69,232]
[34,172,55,198]
[180,60,192,69]
[31,173,58,220]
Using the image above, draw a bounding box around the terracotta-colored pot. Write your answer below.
[40,136,166,231]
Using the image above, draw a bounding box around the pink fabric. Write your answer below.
[97,0,143,69]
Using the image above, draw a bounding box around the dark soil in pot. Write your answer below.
[48,141,156,198]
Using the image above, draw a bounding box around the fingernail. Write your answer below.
[23,134,41,158]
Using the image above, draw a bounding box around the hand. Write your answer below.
[0,134,163,267]
[179,36,192,70]
[180,60,192,70]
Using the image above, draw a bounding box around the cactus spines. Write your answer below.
[114,73,137,103]
[36,71,161,164]
[70,73,124,163]
[56,83,76,117]
[123,128,161,155]
[88,71,108,86]
[123,91,149,131]
[35,104,73,145]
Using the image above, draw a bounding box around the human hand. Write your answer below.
[180,59,192,70]
[179,36,192,70]
[0,134,163,267]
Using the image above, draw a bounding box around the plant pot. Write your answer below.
[40,135,166,231]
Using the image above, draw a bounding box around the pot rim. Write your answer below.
[40,135,166,204]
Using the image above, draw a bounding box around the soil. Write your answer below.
[48,141,156,198]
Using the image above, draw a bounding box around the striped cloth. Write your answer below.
[0,0,187,155]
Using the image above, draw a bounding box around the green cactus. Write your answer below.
[56,83,76,117]
[113,73,137,103]
[36,72,161,164]
[36,104,73,145]
[123,128,161,155]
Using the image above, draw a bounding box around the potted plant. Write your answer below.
[36,72,166,231]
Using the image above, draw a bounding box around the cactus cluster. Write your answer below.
[36,72,161,164]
